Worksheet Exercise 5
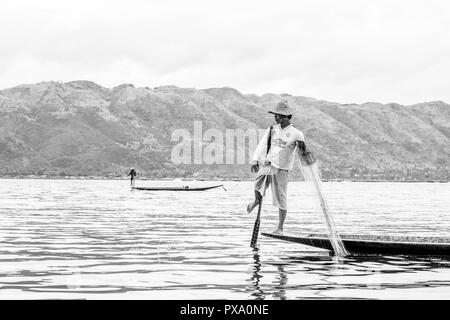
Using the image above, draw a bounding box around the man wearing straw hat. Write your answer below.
[247,100,307,235]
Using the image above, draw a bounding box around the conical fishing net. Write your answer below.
[298,149,349,257]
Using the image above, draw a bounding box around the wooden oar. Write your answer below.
[250,198,263,247]
[250,126,272,248]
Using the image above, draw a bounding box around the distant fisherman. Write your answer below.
[127,168,137,187]
[247,100,309,235]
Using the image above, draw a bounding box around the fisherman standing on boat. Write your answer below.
[127,168,137,187]
[247,100,308,235]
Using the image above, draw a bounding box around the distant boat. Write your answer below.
[262,233,450,256]
[131,184,224,192]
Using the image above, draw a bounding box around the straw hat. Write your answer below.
[268,100,296,116]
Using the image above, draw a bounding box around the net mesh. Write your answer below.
[298,151,349,257]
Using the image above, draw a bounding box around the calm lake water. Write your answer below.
[0,179,449,299]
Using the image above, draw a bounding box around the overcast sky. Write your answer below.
[1,0,449,104]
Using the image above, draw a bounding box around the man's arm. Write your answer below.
[251,128,270,173]
[296,140,315,165]
[297,140,306,153]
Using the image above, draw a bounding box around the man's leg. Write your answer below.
[271,169,288,235]
[247,189,262,213]
[247,172,269,213]
[273,209,287,234]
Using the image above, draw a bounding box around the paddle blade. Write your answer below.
[250,218,260,247]
[250,201,263,247]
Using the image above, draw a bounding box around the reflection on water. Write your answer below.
[0,179,449,299]
[273,264,288,300]
[248,248,264,300]
[247,250,450,300]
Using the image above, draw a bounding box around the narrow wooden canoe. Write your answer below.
[261,232,450,256]
[131,184,223,191]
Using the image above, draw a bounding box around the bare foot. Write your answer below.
[272,228,283,235]
[247,201,258,213]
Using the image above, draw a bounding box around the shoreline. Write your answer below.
[0,176,448,183]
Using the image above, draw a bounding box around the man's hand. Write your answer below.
[303,150,316,165]
[297,140,316,165]
[251,163,260,173]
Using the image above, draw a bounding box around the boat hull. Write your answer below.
[261,233,450,256]
[131,184,223,191]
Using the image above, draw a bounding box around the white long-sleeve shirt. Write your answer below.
[252,124,305,171]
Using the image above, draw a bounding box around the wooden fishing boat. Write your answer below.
[262,232,450,256]
[131,184,224,191]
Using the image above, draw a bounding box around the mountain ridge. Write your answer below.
[0,81,448,181]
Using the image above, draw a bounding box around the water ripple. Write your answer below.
[0,179,449,299]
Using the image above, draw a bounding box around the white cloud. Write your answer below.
[0,0,449,104]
